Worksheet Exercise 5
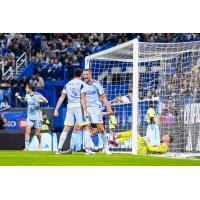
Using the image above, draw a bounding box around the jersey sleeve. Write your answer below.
[96,82,105,96]
[36,92,42,96]
[80,82,87,94]
[36,92,43,103]
[62,84,67,95]
[24,94,28,102]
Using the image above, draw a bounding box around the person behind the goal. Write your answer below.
[145,100,160,146]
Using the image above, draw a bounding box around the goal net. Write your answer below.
[85,39,200,154]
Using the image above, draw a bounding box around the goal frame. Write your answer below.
[85,39,139,154]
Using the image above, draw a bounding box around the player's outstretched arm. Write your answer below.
[54,93,66,117]
[15,92,26,102]
[38,95,48,104]
[101,94,113,115]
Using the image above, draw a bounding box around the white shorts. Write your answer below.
[64,107,89,126]
[26,118,42,129]
[87,106,103,124]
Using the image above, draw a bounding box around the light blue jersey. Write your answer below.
[62,78,86,109]
[25,92,42,121]
[82,80,105,107]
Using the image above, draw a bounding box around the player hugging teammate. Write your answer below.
[54,68,113,155]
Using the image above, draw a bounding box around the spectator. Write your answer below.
[112,95,131,104]
[51,59,62,80]
[166,96,174,113]
[35,73,44,88]
[41,113,50,132]
[127,86,133,102]
[10,74,19,87]
[146,90,152,100]
[30,73,44,88]
[109,108,117,141]
[0,75,10,87]
[155,86,161,97]
[20,75,29,88]
[29,74,38,86]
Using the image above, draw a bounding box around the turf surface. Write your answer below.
[0,151,200,166]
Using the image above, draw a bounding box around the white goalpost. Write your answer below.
[85,39,200,155]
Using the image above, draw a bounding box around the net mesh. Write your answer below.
[87,40,200,153]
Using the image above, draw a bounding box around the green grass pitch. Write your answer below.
[0,151,200,166]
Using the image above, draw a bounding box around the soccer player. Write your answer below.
[54,68,95,155]
[145,101,160,146]
[15,83,48,151]
[109,130,173,154]
[82,69,113,155]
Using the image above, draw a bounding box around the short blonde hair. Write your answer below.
[84,68,92,73]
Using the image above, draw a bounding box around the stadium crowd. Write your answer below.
[139,66,200,117]
[1,33,200,82]
[0,33,200,110]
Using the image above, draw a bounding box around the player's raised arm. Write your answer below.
[54,93,66,117]
[38,95,48,104]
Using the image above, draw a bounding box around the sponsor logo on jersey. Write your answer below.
[87,90,96,95]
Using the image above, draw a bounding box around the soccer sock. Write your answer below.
[97,134,103,149]
[70,131,79,150]
[100,131,109,150]
[83,129,95,149]
[58,130,68,150]
[88,135,95,149]
[116,137,130,144]
[25,133,30,150]
[118,130,132,138]
[36,134,42,148]
[25,139,29,150]
[110,129,117,140]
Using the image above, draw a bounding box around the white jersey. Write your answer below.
[25,92,42,121]
[62,78,86,109]
[82,80,105,107]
